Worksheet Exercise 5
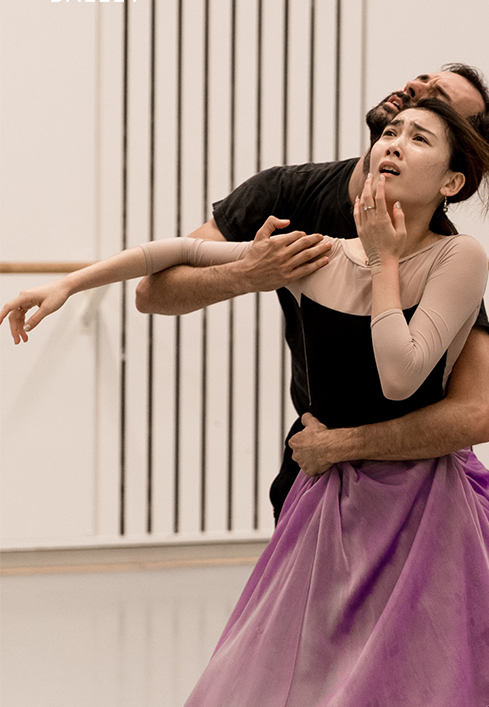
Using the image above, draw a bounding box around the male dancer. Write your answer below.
[136,64,489,522]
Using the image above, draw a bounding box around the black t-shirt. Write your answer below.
[213,158,489,414]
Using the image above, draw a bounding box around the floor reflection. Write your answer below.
[1,563,255,707]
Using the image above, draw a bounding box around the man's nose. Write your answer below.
[404,78,430,101]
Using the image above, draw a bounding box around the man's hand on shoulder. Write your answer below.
[238,216,331,293]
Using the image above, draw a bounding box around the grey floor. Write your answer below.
[0,562,255,707]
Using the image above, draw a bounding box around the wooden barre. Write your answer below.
[0,262,95,274]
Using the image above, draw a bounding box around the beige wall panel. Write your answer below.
[260,0,284,171]
[178,0,206,536]
[311,0,337,163]
[94,3,124,539]
[286,0,312,165]
[124,0,152,538]
[338,0,365,159]
[151,0,179,537]
[0,0,97,261]
[203,0,234,535]
[229,0,259,532]
[0,279,96,544]
[0,1,101,546]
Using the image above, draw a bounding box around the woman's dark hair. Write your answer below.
[397,98,489,235]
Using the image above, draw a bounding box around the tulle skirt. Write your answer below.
[184,449,489,706]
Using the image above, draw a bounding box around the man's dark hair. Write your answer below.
[444,63,489,142]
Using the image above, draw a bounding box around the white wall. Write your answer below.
[1,0,488,550]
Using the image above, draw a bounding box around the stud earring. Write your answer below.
[443,196,448,213]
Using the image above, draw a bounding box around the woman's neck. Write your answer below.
[394,205,442,257]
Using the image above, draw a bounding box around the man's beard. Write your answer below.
[365,92,412,145]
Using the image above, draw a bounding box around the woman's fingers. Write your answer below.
[393,200,407,237]
[0,295,32,343]
[361,173,375,210]
[374,174,388,215]
[353,194,368,232]
[7,307,28,344]
[23,299,58,332]
[0,289,58,344]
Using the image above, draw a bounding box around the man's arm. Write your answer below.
[290,327,489,475]
[135,218,331,315]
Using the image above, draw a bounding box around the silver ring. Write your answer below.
[364,205,375,211]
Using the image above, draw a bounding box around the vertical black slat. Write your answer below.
[253,0,263,530]
[147,0,157,535]
[256,0,263,174]
[253,294,261,530]
[334,0,342,161]
[174,0,184,535]
[227,0,237,532]
[308,0,316,162]
[200,0,210,533]
[227,302,234,532]
[282,0,289,167]
[120,0,130,536]
[279,0,290,445]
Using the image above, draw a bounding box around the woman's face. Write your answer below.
[369,108,457,209]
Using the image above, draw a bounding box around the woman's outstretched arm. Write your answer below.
[0,237,251,344]
[1,216,329,343]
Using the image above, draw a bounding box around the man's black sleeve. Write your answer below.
[213,166,291,242]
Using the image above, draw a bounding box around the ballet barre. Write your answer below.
[0,262,94,274]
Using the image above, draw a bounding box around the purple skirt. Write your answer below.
[184,449,489,706]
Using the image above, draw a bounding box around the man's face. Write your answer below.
[366,71,485,142]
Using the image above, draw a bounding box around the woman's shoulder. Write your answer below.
[433,234,488,268]
[427,234,488,287]
[437,233,487,256]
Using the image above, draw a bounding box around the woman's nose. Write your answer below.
[386,141,402,157]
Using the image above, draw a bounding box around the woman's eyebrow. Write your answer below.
[389,118,438,138]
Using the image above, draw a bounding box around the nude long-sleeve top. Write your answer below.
[139,234,488,402]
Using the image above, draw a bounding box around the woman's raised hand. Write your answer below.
[353,174,406,271]
[0,281,70,344]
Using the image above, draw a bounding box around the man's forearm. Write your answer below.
[136,261,249,315]
[331,327,489,462]
[331,397,487,462]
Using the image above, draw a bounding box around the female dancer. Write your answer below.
[2,99,489,705]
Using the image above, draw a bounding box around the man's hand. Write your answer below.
[136,216,331,316]
[238,216,331,292]
[289,412,336,476]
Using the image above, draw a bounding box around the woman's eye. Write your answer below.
[383,129,396,137]
[413,135,428,143]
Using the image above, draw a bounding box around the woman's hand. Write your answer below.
[288,413,334,476]
[353,174,406,271]
[0,281,70,344]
